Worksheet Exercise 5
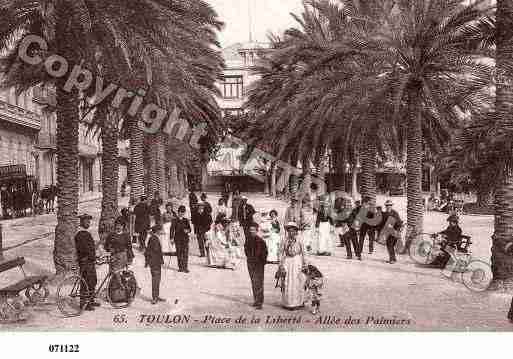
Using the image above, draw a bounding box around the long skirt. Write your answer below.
[316,222,333,255]
[229,222,246,247]
[110,251,128,273]
[264,232,281,263]
[206,243,237,269]
[161,222,176,254]
[281,255,306,308]
[301,227,314,254]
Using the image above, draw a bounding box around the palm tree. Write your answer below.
[353,0,494,250]
[490,0,513,289]
[0,0,223,274]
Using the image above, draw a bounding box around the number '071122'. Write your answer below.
[48,345,80,353]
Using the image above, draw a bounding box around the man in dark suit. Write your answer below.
[200,193,212,216]
[378,200,403,264]
[349,196,380,259]
[134,196,150,251]
[150,191,163,224]
[145,224,165,304]
[238,196,256,239]
[171,205,192,272]
[244,222,268,310]
[196,203,212,257]
[74,213,100,310]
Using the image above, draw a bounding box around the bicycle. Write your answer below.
[56,255,137,317]
[409,233,492,292]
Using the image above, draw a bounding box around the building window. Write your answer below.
[222,76,244,99]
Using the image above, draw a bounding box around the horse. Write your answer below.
[40,185,57,213]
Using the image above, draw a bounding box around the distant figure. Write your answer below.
[134,196,150,251]
[171,205,192,272]
[145,224,166,305]
[196,203,213,258]
[215,198,230,221]
[231,190,242,222]
[188,191,199,234]
[0,185,9,219]
[150,191,163,225]
[200,193,212,216]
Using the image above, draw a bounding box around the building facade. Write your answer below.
[0,87,41,182]
[206,41,271,192]
[1,84,129,204]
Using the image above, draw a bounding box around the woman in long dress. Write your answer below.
[260,212,281,263]
[301,197,315,254]
[205,217,237,269]
[161,202,177,267]
[279,222,307,309]
[214,198,230,221]
[104,217,134,273]
[315,201,334,256]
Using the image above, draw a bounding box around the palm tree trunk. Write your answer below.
[53,16,80,275]
[147,132,166,200]
[490,0,513,290]
[301,157,312,202]
[332,141,346,192]
[168,159,179,197]
[351,158,359,200]
[129,120,145,202]
[98,109,119,241]
[157,133,166,200]
[270,162,277,197]
[476,171,493,207]
[404,84,424,253]
[360,136,377,202]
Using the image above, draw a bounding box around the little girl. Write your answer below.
[302,264,324,314]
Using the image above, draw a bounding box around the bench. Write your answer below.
[0,257,49,303]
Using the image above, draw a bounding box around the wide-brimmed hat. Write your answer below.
[285,222,299,231]
[384,200,394,206]
[78,213,92,220]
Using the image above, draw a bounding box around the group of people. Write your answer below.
[73,188,409,313]
[282,194,404,264]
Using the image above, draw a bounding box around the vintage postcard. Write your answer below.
[0,0,512,336]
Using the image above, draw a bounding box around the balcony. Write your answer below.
[32,86,57,107]
[36,132,57,150]
[0,99,41,130]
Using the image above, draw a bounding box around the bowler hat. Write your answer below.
[385,200,394,206]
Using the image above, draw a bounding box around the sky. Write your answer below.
[206,0,304,47]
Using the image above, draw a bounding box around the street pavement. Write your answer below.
[0,193,512,331]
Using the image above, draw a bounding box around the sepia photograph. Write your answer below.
[0,0,512,345]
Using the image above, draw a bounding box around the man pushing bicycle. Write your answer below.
[74,213,100,311]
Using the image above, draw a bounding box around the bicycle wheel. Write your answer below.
[408,233,436,265]
[107,271,137,309]
[461,260,492,292]
[57,274,87,317]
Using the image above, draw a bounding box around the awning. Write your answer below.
[0,164,27,182]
